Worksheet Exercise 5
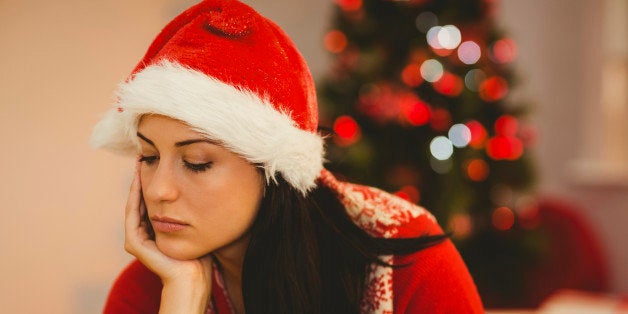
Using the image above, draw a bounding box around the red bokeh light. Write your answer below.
[479,76,509,102]
[492,38,517,64]
[486,135,524,160]
[429,107,452,131]
[494,115,518,136]
[394,185,421,204]
[433,72,464,97]
[449,213,473,238]
[335,0,362,11]
[465,120,488,149]
[402,100,431,126]
[466,159,489,182]
[333,115,361,146]
[401,64,423,87]
[324,30,348,53]
[492,206,515,231]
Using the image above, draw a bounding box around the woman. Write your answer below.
[92,0,483,313]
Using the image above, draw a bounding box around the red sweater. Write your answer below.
[104,171,483,313]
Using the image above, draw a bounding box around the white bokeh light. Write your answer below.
[430,136,454,160]
[437,25,462,49]
[448,123,472,147]
[426,26,443,49]
[464,69,486,92]
[457,41,481,64]
[420,59,444,82]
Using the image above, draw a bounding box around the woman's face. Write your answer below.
[137,114,264,260]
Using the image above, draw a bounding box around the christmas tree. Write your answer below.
[318,0,543,307]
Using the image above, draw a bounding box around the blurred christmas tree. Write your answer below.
[318,0,545,307]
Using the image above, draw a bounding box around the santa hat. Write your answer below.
[90,0,324,194]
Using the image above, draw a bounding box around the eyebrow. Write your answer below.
[136,132,217,147]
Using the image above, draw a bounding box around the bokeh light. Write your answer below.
[465,158,489,181]
[448,123,471,147]
[465,120,487,148]
[429,107,451,131]
[437,25,462,49]
[415,11,438,33]
[457,41,481,64]
[494,115,518,136]
[420,59,444,82]
[402,100,431,126]
[464,69,486,92]
[491,38,517,64]
[492,206,515,231]
[394,185,421,204]
[449,213,473,239]
[479,76,509,101]
[324,30,348,53]
[401,63,423,87]
[334,0,362,11]
[333,115,361,146]
[430,157,453,174]
[426,26,443,49]
[486,135,524,160]
[430,136,454,160]
[433,72,464,97]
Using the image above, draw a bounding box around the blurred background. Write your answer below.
[0,0,626,312]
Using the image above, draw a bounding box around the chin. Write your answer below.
[155,236,210,260]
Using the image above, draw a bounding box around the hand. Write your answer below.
[125,158,213,313]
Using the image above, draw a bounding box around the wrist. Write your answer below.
[159,279,211,314]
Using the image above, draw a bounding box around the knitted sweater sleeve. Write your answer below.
[393,239,484,313]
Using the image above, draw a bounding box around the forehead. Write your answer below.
[138,114,202,137]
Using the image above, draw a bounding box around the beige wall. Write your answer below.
[0,0,624,313]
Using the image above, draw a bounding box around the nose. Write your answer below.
[143,161,180,203]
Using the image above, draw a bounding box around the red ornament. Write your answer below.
[486,135,523,160]
[479,76,508,102]
[465,120,487,148]
[433,72,464,97]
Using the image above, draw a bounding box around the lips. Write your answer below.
[150,216,189,233]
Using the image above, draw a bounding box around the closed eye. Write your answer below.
[184,161,212,172]
[139,155,158,165]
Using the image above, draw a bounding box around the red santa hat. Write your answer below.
[90,0,324,194]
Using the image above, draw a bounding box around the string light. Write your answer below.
[394,185,421,204]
